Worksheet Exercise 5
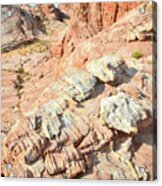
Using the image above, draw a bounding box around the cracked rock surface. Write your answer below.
[64,70,97,102]
[1,2,156,180]
[1,5,37,51]
[86,55,126,84]
[100,92,149,133]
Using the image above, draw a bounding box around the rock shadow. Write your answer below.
[56,8,70,22]
[121,67,137,84]
[133,125,153,152]
[91,83,105,99]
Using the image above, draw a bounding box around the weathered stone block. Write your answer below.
[86,56,126,84]
[100,92,148,133]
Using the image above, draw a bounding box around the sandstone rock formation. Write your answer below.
[59,2,143,31]
[1,1,156,180]
[1,5,37,51]
[58,2,144,57]
[64,70,97,102]
[100,92,149,133]
[86,55,126,84]
[1,4,67,52]
[59,1,155,66]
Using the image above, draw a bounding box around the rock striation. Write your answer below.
[58,2,144,57]
[64,70,97,102]
[1,1,156,180]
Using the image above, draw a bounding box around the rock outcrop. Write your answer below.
[59,2,143,31]
[100,92,149,133]
[1,5,37,51]
[64,70,97,102]
[58,2,144,56]
[51,1,155,70]
[1,1,156,180]
[1,4,67,52]
[86,55,126,84]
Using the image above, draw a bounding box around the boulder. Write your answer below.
[100,92,149,133]
[86,55,126,84]
[1,5,36,51]
[64,70,97,102]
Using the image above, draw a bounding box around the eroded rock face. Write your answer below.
[20,4,64,22]
[101,2,155,42]
[1,1,156,180]
[1,4,67,52]
[86,55,126,84]
[64,70,97,102]
[45,145,86,178]
[59,2,155,72]
[1,5,36,51]
[3,94,113,178]
[4,127,47,165]
[100,92,149,133]
[59,2,143,33]
[59,2,144,57]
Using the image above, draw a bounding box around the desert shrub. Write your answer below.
[1,47,7,53]
[132,51,143,59]
[16,67,25,74]
[14,75,24,90]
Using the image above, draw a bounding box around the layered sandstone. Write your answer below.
[1,1,156,180]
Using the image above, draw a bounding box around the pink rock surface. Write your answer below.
[1,1,156,180]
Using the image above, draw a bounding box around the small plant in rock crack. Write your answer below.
[15,66,25,75]
[13,64,31,109]
[1,47,8,53]
[15,66,30,77]
[14,75,24,90]
[132,51,143,59]
[16,91,24,99]
[13,75,24,108]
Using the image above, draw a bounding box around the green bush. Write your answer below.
[132,51,143,59]
[16,92,23,99]
[1,47,7,53]
[16,67,25,74]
